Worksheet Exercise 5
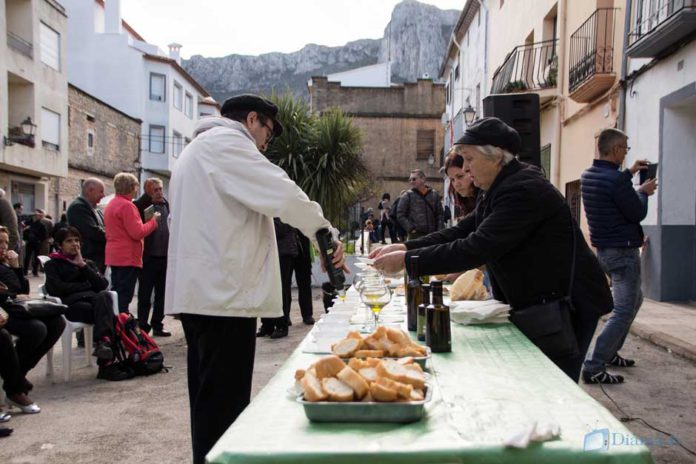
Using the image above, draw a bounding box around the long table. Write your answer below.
[208,295,653,464]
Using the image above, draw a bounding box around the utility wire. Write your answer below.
[597,383,696,457]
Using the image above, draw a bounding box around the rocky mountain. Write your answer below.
[182,0,458,102]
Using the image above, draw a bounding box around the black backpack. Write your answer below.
[114,313,165,376]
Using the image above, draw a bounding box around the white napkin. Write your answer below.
[504,421,561,448]
[449,299,511,325]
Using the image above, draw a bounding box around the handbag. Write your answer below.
[509,208,580,359]
[4,299,68,320]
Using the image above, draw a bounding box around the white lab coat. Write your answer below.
[164,117,330,318]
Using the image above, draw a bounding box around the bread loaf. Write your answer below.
[336,366,369,399]
[331,338,363,358]
[369,381,398,402]
[321,377,354,402]
[451,269,485,301]
[354,349,384,358]
[314,355,346,379]
[301,371,328,402]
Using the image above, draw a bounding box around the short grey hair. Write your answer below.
[410,169,426,179]
[474,145,515,165]
[82,178,104,195]
[597,128,627,157]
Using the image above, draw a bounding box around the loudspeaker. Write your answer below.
[482,94,541,167]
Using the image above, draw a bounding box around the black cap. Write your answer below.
[220,94,283,138]
[454,117,521,154]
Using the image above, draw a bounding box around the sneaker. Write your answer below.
[583,370,625,384]
[270,327,288,339]
[97,363,130,381]
[608,354,635,367]
[93,340,114,361]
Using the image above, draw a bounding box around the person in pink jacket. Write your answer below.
[104,173,159,313]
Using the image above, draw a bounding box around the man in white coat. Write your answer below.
[165,94,344,464]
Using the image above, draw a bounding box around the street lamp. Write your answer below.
[464,104,477,124]
[427,153,435,167]
[20,117,37,136]
[4,116,37,147]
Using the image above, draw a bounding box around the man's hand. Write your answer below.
[629,159,649,175]
[0,308,8,328]
[153,212,162,221]
[639,177,657,196]
[5,250,19,268]
[373,250,407,275]
[320,240,350,274]
[368,243,406,259]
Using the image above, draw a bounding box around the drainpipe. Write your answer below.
[477,0,489,103]
[553,0,567,188]
[617,0,632,130]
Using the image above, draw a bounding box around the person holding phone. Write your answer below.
[580,128,657,384]
[134,178,171,336]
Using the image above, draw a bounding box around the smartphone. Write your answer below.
[639,163,658,184]
[144,205,155,221]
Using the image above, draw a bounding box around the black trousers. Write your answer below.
[181,314,256,464]
[551,307,600,382]
[23,241,41,275]
[0,328,26,396]
[65,291,116,343]
[4,314,65,377]
[137,256,167,331]
[110,265,140,313]
[262,252,313,331]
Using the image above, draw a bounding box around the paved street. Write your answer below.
[1,275,695,463]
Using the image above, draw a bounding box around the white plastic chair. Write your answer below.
[38,256,119,382]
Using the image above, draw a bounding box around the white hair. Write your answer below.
[474,145,515,165]
[0,188,5,198]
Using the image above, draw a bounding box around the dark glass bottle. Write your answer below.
[315,228,345,292]
[426,281,451,352]
[406,256,422,332]
[417,284,430,342]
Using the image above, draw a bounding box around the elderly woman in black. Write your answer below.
[372,118,614,383]
[0,226,65,413]
[44,227,128,381]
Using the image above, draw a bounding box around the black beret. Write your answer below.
[220,94,283,138]
[454,117,521,154]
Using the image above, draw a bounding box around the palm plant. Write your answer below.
[265,93,368,227]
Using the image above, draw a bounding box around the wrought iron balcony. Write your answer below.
[569,8,618,103]
[6,32,33,58]
[627,0,696,57]
[491,39,559,95]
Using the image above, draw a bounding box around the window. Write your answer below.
[445,84,450,104]
[87,131,95,155]
[149,125,165,153]
[150,73,166,102]
[172,131,183,158]
[455,65,460,81]
[540,144,551,180]
[475,83,481,111]
[173,81,183,110]
[41,107,60,150]
[40,22,60,70]
[185,92,193,118]
[416,130,435,160]
[565,180,581,224]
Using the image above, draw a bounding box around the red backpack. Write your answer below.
[114,313,165,376]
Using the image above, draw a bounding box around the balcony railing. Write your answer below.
[569,8,617,94]
[628,0,696,56]
[6,32,33,58]
[491,39,558,94]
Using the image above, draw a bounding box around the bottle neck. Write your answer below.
[431,282,443,305]
[408,256,420,279]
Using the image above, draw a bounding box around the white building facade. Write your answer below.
[623,0,696,301]
[61,0,217,187]
[1,0,69,216]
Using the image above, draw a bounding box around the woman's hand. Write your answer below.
[5,250,19,268]
[368,243,406,259]
[373,250,407,275]
[0,308,8,328]
[71,250,87,268]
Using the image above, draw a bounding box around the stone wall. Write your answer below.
[48,85,141,216]
[310,77,445,210]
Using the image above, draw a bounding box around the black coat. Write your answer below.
[274,218,299,257]
[66,197,106,269]
[44,257,108,305]
[405,159,612,316]
[134,193,170,257]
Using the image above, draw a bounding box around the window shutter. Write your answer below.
[41,107,61,149]
[40,22,60,70]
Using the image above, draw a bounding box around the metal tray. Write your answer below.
[341,346,432,370]
[298,385,431,423]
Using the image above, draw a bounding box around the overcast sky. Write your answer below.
[121,0,465,59]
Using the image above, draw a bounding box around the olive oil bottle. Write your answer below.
[426,281,451,352]
[406,256,422,332]
[417,284,430,342]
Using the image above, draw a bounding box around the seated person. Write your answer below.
[0,226,64,413]
[44,227,129,382]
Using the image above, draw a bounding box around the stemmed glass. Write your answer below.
[359,282,392,331]
[354,272,383,332]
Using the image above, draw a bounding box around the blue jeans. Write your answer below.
[584,247,643,373]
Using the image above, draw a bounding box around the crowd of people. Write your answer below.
[0,173,171,436]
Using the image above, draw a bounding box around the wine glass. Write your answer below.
[359,283,392,331]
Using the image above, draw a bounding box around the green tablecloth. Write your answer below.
[208,322,653,464]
